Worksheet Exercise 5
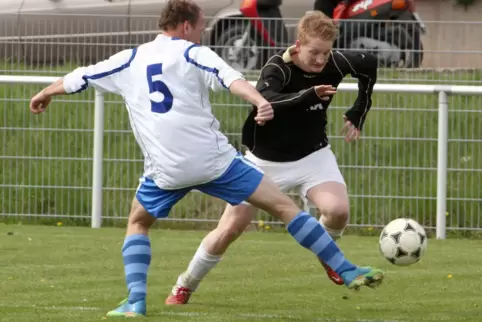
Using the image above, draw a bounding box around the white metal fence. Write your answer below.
[1,13,482,82]
[1,75,481,239]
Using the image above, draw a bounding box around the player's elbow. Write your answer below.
[227,78,245,91]
[365,53,379,76]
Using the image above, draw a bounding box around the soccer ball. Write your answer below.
[379,218,427,266]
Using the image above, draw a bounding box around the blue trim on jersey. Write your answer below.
[183,43,227,89]
[74,47,138,93]
[136,154,263,219]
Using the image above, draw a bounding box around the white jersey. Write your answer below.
[63,34,243,190]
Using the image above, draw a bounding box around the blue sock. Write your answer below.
[287,212,356,276]
[122,234,151,303]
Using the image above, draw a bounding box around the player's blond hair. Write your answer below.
[297,11,338,44]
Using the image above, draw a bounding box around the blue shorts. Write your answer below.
[135,154,264,219]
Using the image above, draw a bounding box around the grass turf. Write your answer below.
[1,225,481,321]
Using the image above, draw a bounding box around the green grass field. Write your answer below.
[1,224,481,321]
[1,68,482,234]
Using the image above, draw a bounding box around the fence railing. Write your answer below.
[1,12,482,80]
[1,75,482,239]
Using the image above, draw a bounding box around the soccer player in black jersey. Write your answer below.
[166,11,378,304]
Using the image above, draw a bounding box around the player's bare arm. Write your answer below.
[335,50,378,142]
[229,79,273,124]
[29,78,65,114]
[30,47,133,116]
[190,44,273,125]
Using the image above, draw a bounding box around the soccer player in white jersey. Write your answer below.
[166,11,380,304]
[30,0,384,317]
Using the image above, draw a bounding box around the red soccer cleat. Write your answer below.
[321,261,344,285]
[165,286,193,305]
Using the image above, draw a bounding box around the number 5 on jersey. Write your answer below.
[146,63,173,114]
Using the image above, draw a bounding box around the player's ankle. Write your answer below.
[176,272,200,290]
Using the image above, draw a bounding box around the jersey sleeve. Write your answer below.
[256,61,321,108]
[62,48,137,95]
[185,44,244,92]
[333,51,378,130]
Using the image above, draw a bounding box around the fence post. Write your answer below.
[91,90,105,228]
[436,91,448,239]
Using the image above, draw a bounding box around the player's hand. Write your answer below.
[340,116,360,143]
[314,85,336,101]
[30,90,52,114]
[254,102,274,126]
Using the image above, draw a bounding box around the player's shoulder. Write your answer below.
[330,50,355,65]
[330,50,377,67]
[259,48,293,78]
[264,48,293,68]
[139,34,209,60]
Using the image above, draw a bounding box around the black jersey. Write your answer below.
[242,48,377,162]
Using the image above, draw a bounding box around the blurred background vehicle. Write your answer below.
[226,0,426,71]
[0,0,424,70]
[0,0,239,66]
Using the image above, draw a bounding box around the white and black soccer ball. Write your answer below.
[379,218,428,266]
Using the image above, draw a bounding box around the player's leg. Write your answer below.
[198,154,384,291]
[308,182,349,241]
[106,177,190,317]
[300,147,350,285]
[305,182,349,285]
[165,203,256,304]
[166,152,297,304]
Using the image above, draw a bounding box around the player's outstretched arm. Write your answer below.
[29,48,136,114]
[229,79,273,124]
[334,50,378,130]
[187,45,273,123]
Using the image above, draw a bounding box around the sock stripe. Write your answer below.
[126,272,148,285]
[122,234,151,304]
[129,292,146,303]
[125,263,150,275]
[299,223,325,248]
[309,234,331,256]
[124,254,151,266]
[287,212,356,276]
[286,213,310,235]
[123,245,151,257]
[325,252,346,271]
[292,220,317,242]
[123,238,150,251]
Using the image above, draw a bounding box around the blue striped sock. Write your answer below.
[287,212,356,275]
[122,234,151,304]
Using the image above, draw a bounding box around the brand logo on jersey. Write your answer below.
[352,0,373,12]
[303,74,317,78]
[309,103,324,111]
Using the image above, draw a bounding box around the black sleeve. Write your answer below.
[334,51,378,130]
[255,62,321,109]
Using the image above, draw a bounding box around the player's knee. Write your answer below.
[127,197,156,233]
[321,203,349,226]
